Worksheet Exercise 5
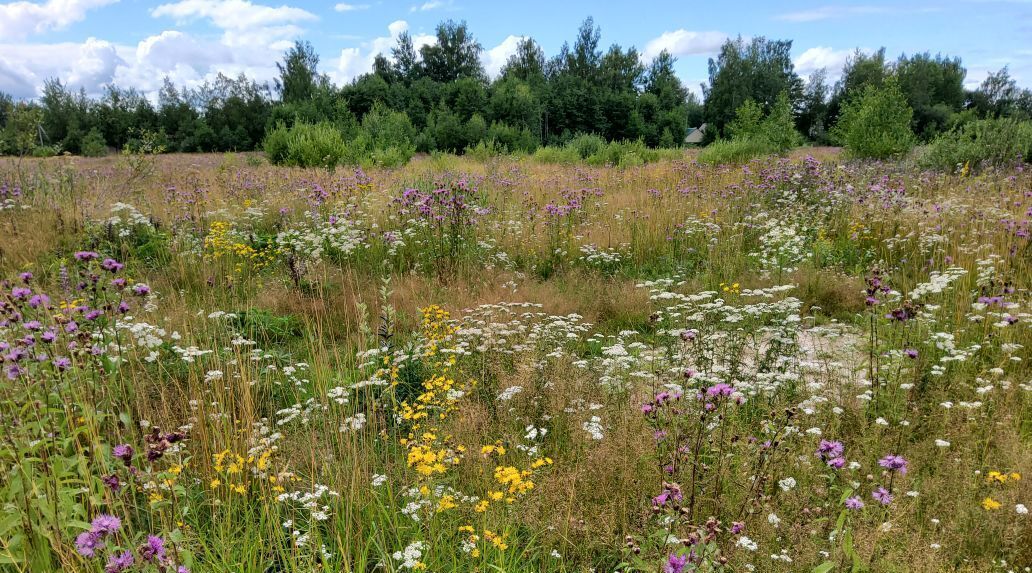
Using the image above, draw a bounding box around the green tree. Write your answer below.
[420,21,485,83]
[276,41,321,104]
[703,36,802,138]
[833,77,915,158]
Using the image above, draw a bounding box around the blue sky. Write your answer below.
[1,0,1029,100]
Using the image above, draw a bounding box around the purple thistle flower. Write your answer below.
[11,287,30,299]
[827,456,846,469]
[904,349,918,359]
[105,550,134,573]
[19,272,32,283]
[53,356,72,371]
[74,251,100,261]
[872,486,893,505]
[112,444,133,464]
[878,454,908,475]
[102,474,121,492]
[845,496,865,510]
[41,330,57,343]
[140,534,166,563]
[132,283,150,296]
[706,382,734,397]
[75,531,104,557]
[664,553,689,573]
[101,259,124,273]
[90,514,121,535]
[817,439,844,460]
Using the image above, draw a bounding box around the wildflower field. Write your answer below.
[0,150,1029,573]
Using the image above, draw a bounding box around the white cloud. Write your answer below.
[333,20,435,83]
[777,5,937,22]
[0,0,118,40]
[794,46,858,81]
[151,0,315,29]
[483,35,522,78]
[642,30,727,60]
[0,38,124,98]
[334,3,369,11]
[410,0,447,12]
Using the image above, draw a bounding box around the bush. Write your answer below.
[532,145,581,164]
[567,133,607,159]
[263,121,347,168]
[833,77,916,159]
[81,127,108,157]
[697,138,774,165]
[919,118,1032,171]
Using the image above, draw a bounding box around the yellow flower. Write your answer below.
[210,478,221,489]
[982,497,1002,510]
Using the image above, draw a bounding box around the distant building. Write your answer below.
[685,123,707,144]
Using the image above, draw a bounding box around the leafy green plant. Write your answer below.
[919,117,1032,171]
[833,77,916,159]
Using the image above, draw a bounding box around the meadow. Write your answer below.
[0,149,1028,573]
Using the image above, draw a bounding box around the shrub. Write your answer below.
[698,137,774,165]
[567,133,607,159]
[81,127,108,157]
[833,77,916,159]
[532,145,581,164]
[264,121,347,168]
[919,118,1032,172]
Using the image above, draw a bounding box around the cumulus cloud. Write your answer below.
[794,46,858,81]
[0,38,125,98]
[642,30,727,60]
[151,0,315,48]
[483,35,523,78]
[0,0,118,40]
[333,20,435,83]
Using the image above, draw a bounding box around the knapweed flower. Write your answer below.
[90,514,121,535]
[105,550,134,572]
[981,497,1002,511]
[74,251,100,261]
[139,534,166,563]
[706,382,734,398]
[845,496,865,510]
[872,486,893,505]
[112,444,133,464]
[878,454,908,475]
[664,552,688,573]
[102,474,121,492]
[904,349,918,359]
[75,531,104,557]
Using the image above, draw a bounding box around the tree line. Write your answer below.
[1,17,1030,158]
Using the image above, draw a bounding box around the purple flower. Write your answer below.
[75,531,104,557]
[664,553,689,573]
[706,383,734,398]
[845,496,865,510]
[132,283,151,296]
[817,439,844,461]
[28,293,50,308]
[19,272,32,283]
[105,550,134,573]
[23,320,42,331]
[53,356,72,371]
[102,474,121,492]
[178,568,190,573]
[904,349,918,359]
[90,514,121,535]
[112,444,133,464]
[140,534,166,563]
[41,330,57,343]
[731,521,745,534]
[101,258,124,272]
[827,456,846,469]
[11,287,30,299]
[872,486,893,505]
[74,251,100,261]
[878,454,908,475]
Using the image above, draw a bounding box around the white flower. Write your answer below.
[767,513,781,527]
[1016,504,1029,515]
[934,439,950,448]
[736,536,758,551]
[778,477,797,491]
[372,474,388,487]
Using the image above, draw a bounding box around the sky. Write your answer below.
[1,0,1030,100]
